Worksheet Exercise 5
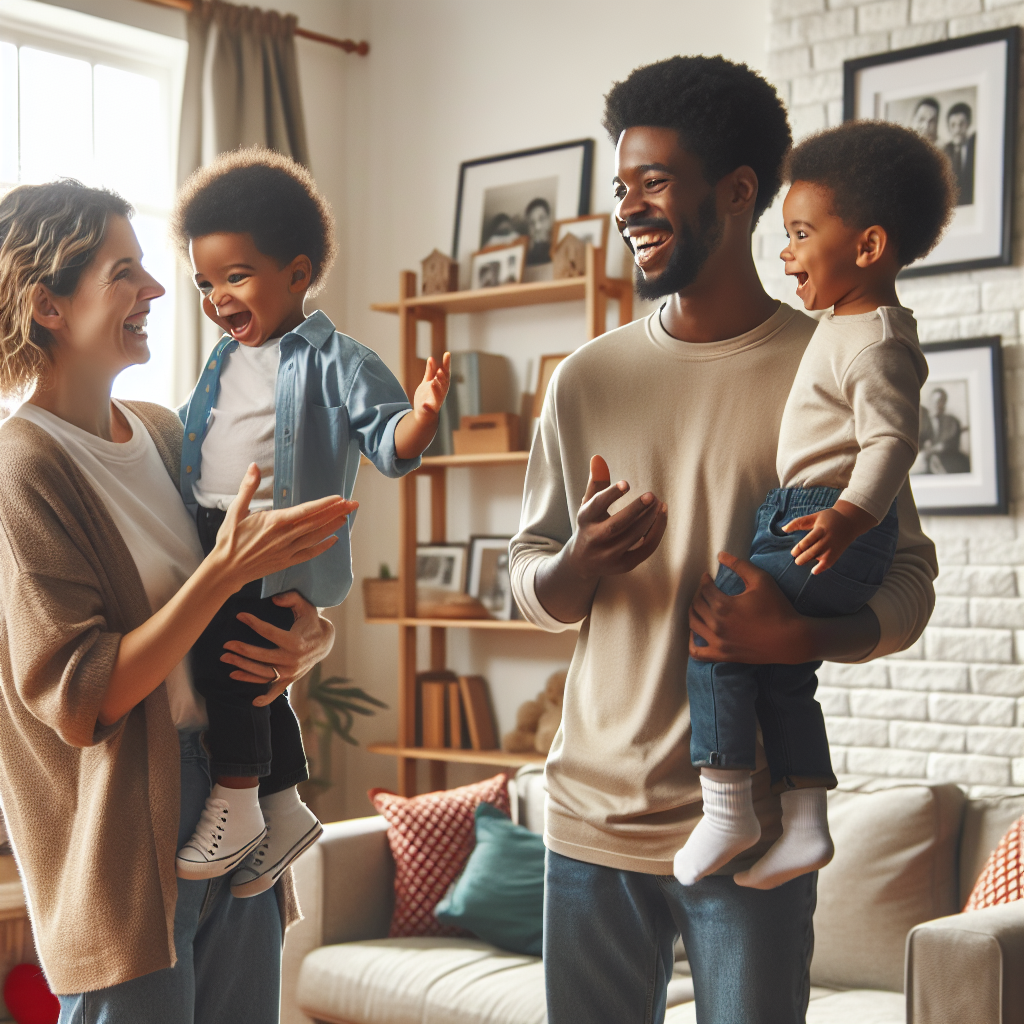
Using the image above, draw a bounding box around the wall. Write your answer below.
[757,0,1024,789]
[324,0,769,820]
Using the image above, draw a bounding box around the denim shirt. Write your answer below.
[178,309,419,606]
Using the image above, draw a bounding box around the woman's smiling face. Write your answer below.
[37,214,165,377]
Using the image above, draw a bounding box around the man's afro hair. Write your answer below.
[785,121,956,267]
[172,147,336,295]
[602,55,792,227]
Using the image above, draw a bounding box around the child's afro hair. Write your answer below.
[785,121,956,267]
[602,55,792,228]
[172,147,336,295]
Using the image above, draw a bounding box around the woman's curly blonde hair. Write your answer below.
[0,180,133,399]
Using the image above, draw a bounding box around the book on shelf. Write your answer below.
[415,669,458,747]
[458,675,498,751]
[447,680,470,750]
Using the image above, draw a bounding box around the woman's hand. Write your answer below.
[222,591,336,705]
[688,551,880,665]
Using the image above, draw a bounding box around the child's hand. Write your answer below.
[782,500,877,575]
[413,352,451,422]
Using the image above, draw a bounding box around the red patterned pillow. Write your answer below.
[369,772,510,937]
[964,813,1023,911]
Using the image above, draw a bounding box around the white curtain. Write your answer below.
[174,0,310,400]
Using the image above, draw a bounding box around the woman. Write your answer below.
[0,180,350,1022]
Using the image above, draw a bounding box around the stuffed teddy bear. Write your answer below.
[502,670,567,755]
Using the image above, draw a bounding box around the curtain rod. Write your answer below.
[136,0,370,54]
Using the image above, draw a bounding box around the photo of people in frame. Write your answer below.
[913,380,972,475]
[480,175,558,265]
[886,87,978,206]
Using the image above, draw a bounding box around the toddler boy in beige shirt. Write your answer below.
[675,120,957,889]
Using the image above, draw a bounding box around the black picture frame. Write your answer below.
[843,27,1019,277]
[451,139,594,266]
[912,336,1007,516]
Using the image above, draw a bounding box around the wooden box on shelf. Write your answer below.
[363,577,400,619]
[452,413,521,455]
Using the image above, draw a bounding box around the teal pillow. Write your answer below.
[435,801,545,956]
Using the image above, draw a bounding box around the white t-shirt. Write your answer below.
[193,337,281,512]
[14,401,207,730]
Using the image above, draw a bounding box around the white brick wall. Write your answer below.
[759,0,1024,787]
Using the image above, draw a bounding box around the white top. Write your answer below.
[776,306,928,522]
[14,401,207,730]
[194,337,281,511]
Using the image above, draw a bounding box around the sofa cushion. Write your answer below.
[964,812,1023,910]
[811,778,964,992]
[662,988,902,1024]
[369,774,510,938]
[435,803,545,956]
[296,938,545,1024]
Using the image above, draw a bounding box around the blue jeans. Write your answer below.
[688,486,899,789]
[544,850,817,1024]
[58,732,282,1024]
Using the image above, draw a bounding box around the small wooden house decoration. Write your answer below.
[421,249,459,295]
[552,233,586,280]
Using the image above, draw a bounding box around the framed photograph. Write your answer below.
[416,543,468,592]
[469,239,527,290]
[531,353,571,419]
[467,536,515,620]
[843,27,1019,276]
[910,337,1007,515]
[551,213,610,256]
[452,140,594,286]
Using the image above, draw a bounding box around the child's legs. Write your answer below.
[688,561,761,773]
[259,692,309,797]
[192,580,294,781]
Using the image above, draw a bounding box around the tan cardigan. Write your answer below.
[0,401,297,995]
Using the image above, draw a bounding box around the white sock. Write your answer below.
[733,787,833,890]
[259,786,303,814]
[213,782,260,812]
[673,770,761,886]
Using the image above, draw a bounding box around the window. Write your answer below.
[0,0,186,407]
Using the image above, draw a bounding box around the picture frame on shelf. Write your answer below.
[470,238,528,290]
[452,139,594,286]
[416,544,468,592]
[910,336,1007,515]
[551,213,610,257]
[467,536,515,620]
[843,27,1019,276]
[531,353,571,419]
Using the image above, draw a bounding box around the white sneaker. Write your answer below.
[176,785,267,880]
[230,789,323,898]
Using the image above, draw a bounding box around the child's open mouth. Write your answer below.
[225,310,253,338]
[631,231,672,268]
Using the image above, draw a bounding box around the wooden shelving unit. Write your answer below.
[368,246,631,795]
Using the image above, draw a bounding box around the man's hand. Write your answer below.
[689,551,879,665]
[535,455,668,623]
[395,352,452,459]
[783,500,877,574]
[222,591,336,705]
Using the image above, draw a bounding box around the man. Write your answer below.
[912,96,940,143]
[943,102,975,205]
[920,387,970,473]
[510,55,937,1024]
[525,197,553,265]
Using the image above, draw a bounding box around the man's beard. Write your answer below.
[630,194,723,301]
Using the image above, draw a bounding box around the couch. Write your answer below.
[281,767,1024,1024]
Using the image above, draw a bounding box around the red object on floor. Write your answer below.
[3,964,60,1024]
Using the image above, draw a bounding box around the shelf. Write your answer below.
[359,450,529,470]
[371,274,629,317]
[365,616,577,631]
[368,743,545,768]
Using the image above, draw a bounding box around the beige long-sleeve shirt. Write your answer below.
[510,305,937,875]
[0,403,297,995]
[777,306,928,522]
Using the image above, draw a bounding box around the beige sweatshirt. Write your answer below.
[0,403,297,995]
[509,305,937,875]
[777,306,928,522]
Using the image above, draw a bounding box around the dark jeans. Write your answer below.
[688,486,899,790]
[193,506,308,795]
[544,849,817,1024]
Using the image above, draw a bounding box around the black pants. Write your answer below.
[193,506,309,796]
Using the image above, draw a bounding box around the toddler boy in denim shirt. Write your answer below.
[675,120,955,890]
[173,149,449,895]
